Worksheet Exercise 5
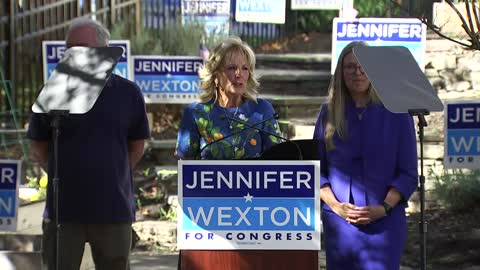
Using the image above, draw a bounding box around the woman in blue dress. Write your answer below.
[314,41,418,269]
[176,36,281,160]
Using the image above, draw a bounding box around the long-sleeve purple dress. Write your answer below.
[313,100,418,270]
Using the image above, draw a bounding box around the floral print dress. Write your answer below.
[175,98,282,160]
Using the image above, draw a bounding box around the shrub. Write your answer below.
[433,169,480,210]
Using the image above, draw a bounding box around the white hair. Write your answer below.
[66,17,110,46]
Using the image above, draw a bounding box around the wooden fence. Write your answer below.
[0,0,295,126]
[0,0,141,127]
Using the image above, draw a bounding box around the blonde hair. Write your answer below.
[198,36,259,103]
[324,41,381,151]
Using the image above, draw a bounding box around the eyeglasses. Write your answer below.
[343,64,365,74]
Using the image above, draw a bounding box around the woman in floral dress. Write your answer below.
[175,36,282,160]
[174,36,283,269]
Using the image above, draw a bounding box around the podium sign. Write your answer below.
[0,160,21,232]
[177,160,321,250]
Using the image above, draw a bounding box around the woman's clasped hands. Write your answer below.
[333,202,386,225]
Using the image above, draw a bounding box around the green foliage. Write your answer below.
[433,170,480,210]
[296,10,338,33]
[24,173,47,202]
[159,206,177,222]
[111,20,227,55]
[134,187,147,209]
[355,0,401,17]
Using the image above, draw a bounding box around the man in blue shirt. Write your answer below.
[28,17,150,270]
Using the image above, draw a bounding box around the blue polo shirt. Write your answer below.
[27,74,150,223]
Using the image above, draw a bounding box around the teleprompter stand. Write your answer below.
[353,46,443,270]
[49,109,69,270]
[32,46,123,269]
[408,109,428,270]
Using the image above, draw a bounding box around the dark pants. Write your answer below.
[41,218,132,270]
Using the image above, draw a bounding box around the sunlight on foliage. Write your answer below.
[22,173,47,202]
[432,169,480,210]
[159,206,177,222]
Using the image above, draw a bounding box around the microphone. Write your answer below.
[198,113,280,158]
[223,114,304,160]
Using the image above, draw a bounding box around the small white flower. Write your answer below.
[238,114,246,120]
[234,147,239,151]
[274,123,278,129]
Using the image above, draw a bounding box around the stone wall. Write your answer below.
[414,36,480,209]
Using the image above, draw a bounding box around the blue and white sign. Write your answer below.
[182,0,230,36]
[291,0,342,10]
[235,0,286,24]
[0,160,21,232]
[177,160,321,250]
[133,56,203,103]
[42,40,131,83]
[332,18,427,73]
[444,101,480,169]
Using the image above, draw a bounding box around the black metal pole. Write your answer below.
[417,114,428,270]
[409,109,428,270]
[49,110,68,270]
[8,0,16,118]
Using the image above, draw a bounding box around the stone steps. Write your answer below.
[256,53,331,71]
[257,69,331,96]
[0,251,42,270]
[0,234,42,251]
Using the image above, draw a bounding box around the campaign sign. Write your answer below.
[235,0,286,24]
[177,160,321,250]
[291,0,342,10]
[332,18,426,73]
[42,40,131,83]
[444,101,480,169]
[0,160,21,232]
[181,0,230,36]
[134,56,203,104]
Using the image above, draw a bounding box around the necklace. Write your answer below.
[357,107,368,120]
[223,106,239,129]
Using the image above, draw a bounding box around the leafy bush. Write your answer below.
[24,172,47,202]
[354,0,401,17]
[159,206,177,222]
[433,170,480,210]
[296,10,338,33]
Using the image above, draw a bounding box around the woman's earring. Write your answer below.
[215,78,224,92]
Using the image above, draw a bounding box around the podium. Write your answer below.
[178,140,320,270]
[180,250,318,270]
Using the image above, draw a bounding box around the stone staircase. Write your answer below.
[256,53,331,97]
[0,201,100,270]
[0,201,43,270]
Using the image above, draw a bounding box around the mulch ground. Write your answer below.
[402,207,480,269]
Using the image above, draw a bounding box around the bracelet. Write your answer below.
[382,202,393,216]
